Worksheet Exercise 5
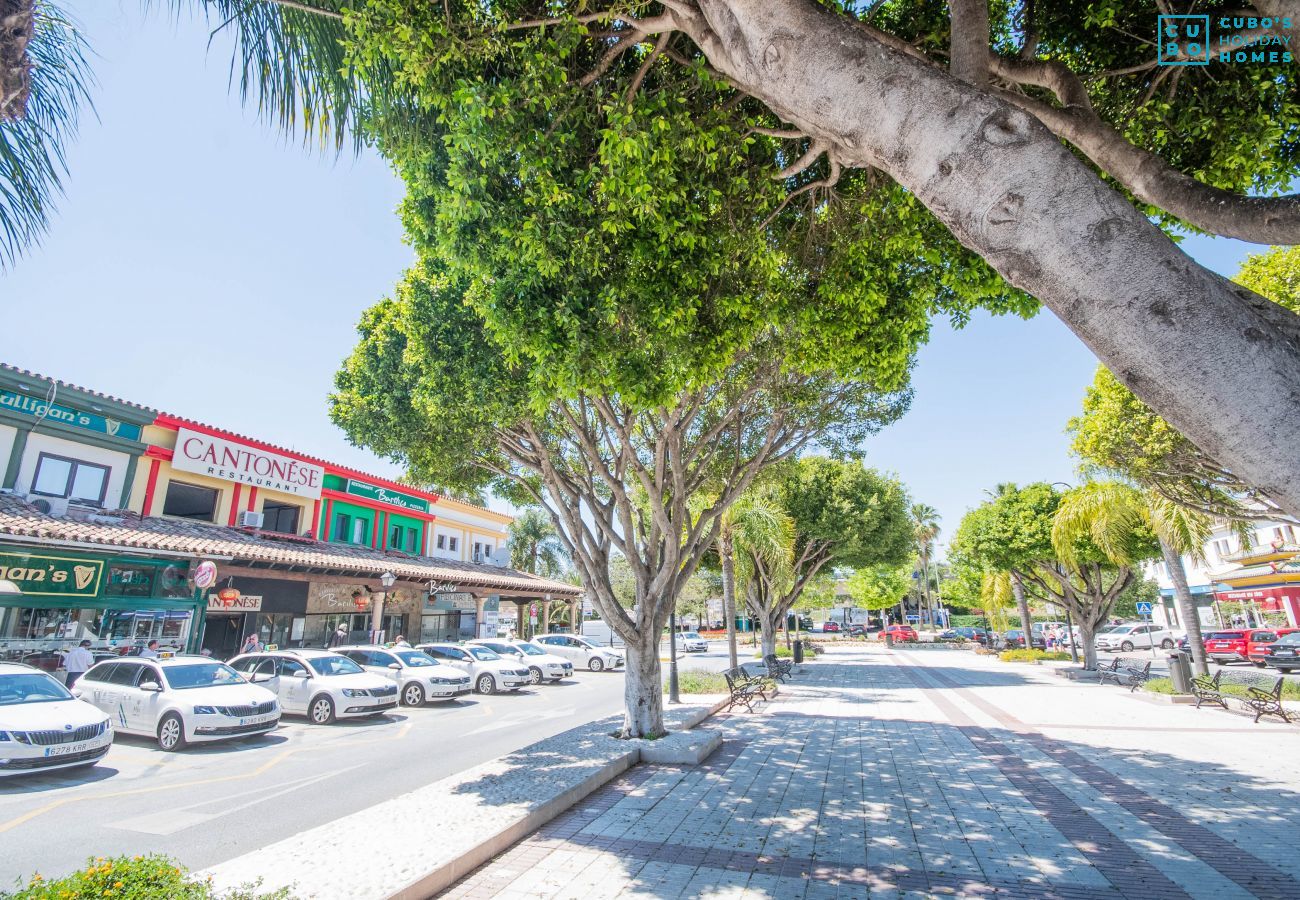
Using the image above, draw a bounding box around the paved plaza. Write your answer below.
[442,644,1300,899]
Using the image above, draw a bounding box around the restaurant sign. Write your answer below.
[0,390,142,441]
[173,428,324,499]
[1215,586,1295,610]
[206,593,264,613]
[344,479,430,513]
[0,550,104,598]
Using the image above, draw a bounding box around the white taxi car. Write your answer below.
[0,662,113,775]
[416,643,530,694]
[534,634,626,672]
[228,649,396,725]
[675,632,709,653]
[73,656,277,751]
[467,640,573,684]
[337,645,472,705]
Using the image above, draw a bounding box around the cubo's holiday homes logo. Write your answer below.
[1159,13,1293,65]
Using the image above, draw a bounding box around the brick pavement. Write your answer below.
[439,645,1300,899]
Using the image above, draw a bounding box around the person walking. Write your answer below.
[327,623,349,648]
[63,639,94,688]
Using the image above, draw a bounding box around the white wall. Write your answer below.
[14,432,132,507]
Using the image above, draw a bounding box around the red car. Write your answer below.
[1203,628,1294,665]
[1246,628,1299,667]
[881,625,918,642]
[823,621,842,633]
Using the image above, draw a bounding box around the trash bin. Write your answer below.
[1167,650,1193,694]
[883,632,895,648]
[794,641,804,664]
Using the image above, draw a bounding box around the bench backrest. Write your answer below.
[1115,656,1151,672]
[1221,670,1284,696]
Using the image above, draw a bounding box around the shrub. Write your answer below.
[667,671,729,694]
[3,855,291,900]
[1142,677,1177,695]
[998,649,1071,663]
[1140,676,1300,701]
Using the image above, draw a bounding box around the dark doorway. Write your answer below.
[202,614,247,660]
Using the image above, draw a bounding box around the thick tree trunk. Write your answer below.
[0,0,33,122]
[1078,617,1100,671]
[1011,572,1033,645]
[621,632,665,738]
[759,612,778,659]
[720,533,740,669]
[684,0,1300,520]
[1162,538,1209,676]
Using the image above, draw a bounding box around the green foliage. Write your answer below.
[2,855,290,899]
[1,2,93,269]
[1112,576,1160,621]
[948,614,986,628]
[1142,676,1178,695]
[508,508,567,577]
[844,562,913,611]
[1143,675,1300,701]
[998,649,1071,663]
[1234,247,1300,314]
[951,483,1064,575]
[666,670,729,695]
[1051,482,1161,570]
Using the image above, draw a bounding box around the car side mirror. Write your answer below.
[251,672,274,683]
[139,681,162,692]
[388,662,401,670]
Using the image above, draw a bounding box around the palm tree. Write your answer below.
[508,509,567,578]
[2,0,385,269]
[717,490,792,668]
[1054,481,1214,674]
[909,502,940,628]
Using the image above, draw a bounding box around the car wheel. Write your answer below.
[309,695,336,725]
[1279,668,1295,673]
[1161,639,1174,649]
[1120,641,1134,652]
[157,713,186,752]
[476,673,496,695]
[402,683,425,706]
[528,666,544,685]
[589,657,605,673]
[1253,661,1267,669]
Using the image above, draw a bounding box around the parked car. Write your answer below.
[228,649,394,725]
[1,662,113,774]
[74,655,278,751]
[337,645,472,705]
[674,632,709,653]
[1094,623,1173,652]
[880,625,918,642]
[953,626,989,645]
[1200,629,1283,665]
[467,640,573,684]
[847,624,868,637]
[417,643,530,694]
[1245,628,1299,667]
[1001,629,1028,649]
[1260,632,1300,673]
[936,629,962,641]
[534,634,626,672]
[822,622,842,633]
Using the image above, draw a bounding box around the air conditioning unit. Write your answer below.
[28,495,70,518]
[237,510,265,528]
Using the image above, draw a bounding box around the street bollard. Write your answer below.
[794,640,804,664]
[884,632,895,649]
[1167,650,1193,694]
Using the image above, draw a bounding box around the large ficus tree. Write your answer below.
[742,457,912,657]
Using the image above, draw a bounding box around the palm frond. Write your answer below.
[1052,481,1145,568]
[0,0,93,269]
[1143,491,1214,562]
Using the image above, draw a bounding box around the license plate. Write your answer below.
[239,713,277,726]
[1277,650,1295,657]
[45,740,96,757]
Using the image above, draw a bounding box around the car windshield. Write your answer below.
[163,663,244,690]
[0,672,73,706]
[481,643,516,655]
[682,633,702,640]
[1276,633,1300,646]
[395,651,437,667]
[574,639,596,649]
[306,655,364,676]
[516,643,546,656]
[467,646,501,661]
[1206,631,1245,640]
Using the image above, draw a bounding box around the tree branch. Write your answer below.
[948,0,990,85]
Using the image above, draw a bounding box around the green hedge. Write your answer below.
[666,671,729,694]
[998,649,1071,663]
[3,855,291,899]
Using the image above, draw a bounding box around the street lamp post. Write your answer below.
[370,571,396,644]
[668,605,681,705]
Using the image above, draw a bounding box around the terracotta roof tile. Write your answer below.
[0,494,578,598]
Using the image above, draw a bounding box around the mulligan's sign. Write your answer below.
[0,550,104,598]
[173,428,324,499]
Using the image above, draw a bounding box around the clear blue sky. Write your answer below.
[0,4,1262,544]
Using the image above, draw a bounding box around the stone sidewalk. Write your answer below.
[440,645,1300,899]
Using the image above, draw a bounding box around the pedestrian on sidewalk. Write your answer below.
[63,640,94,688]
[140,640,160,658]
[240,632,262,655]
[327,623,349,648]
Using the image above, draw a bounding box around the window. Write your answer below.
[332,513,369,545]
[448,536,459,552]
[31,452,110,506]
[405,528,418,553]
[389,524,416,553]
[108,663,145,686]
[436,534,447,550]
[163,480,219,521]
[474,542,482,558]
[107,564,154,598]
[278,658,308,677]
[352,517,369,544]
[262,501,301,535]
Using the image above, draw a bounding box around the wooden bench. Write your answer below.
[763,653,793,682]
[722,666,771,713]
[1192,670,1290,723]
[1097,656,1151,691]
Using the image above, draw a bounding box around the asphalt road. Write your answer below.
[0,645,735,884]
